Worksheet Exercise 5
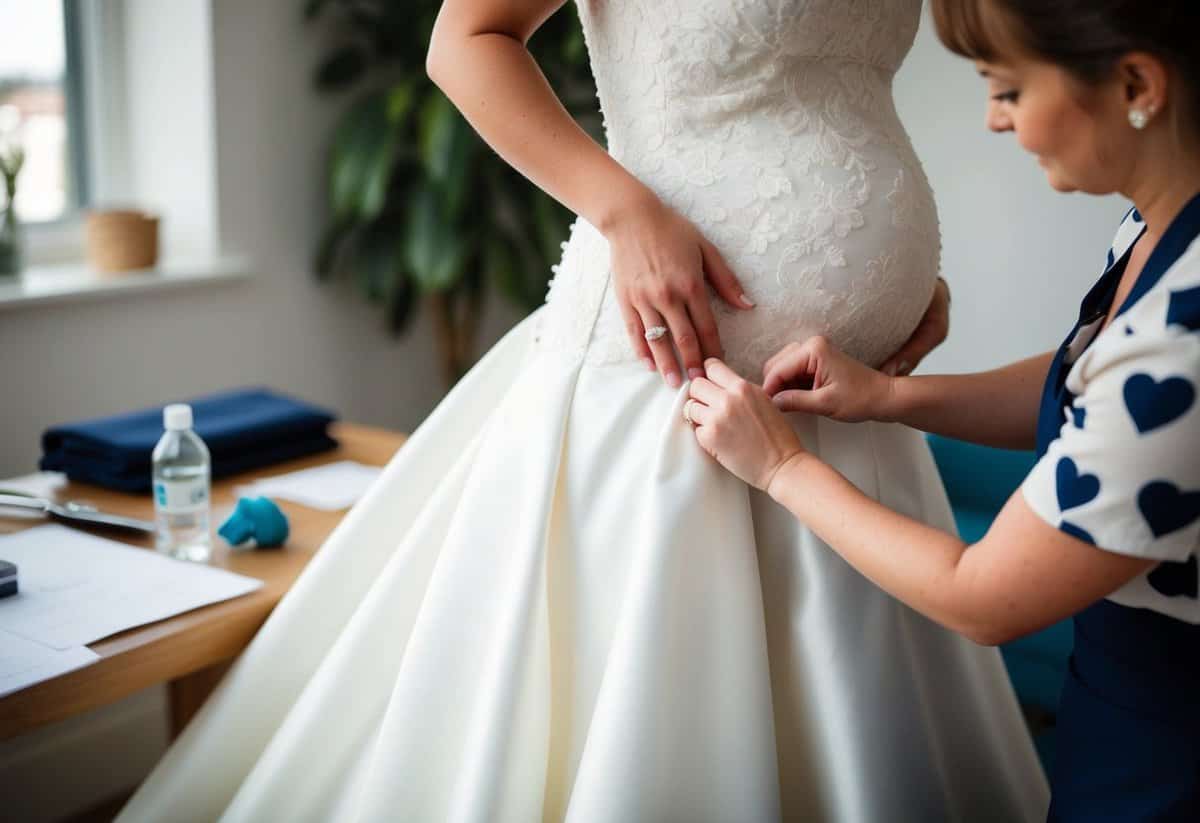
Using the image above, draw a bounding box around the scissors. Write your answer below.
[0,492,156,535]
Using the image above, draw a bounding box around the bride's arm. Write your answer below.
[428,1,754,387]
[428,1,642,241]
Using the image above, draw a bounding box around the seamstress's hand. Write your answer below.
[685,358,806,492]
[605,196,755,388]
[879,276,951,377]
[761,336,894,423]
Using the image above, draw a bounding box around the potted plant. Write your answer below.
[0,112,23,277]
[305,0,599,386]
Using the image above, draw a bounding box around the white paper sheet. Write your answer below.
[0,471,69,522]
[0,471,68,500]
[0,629,99,698]
[0,525,263,649]
[239,460,382,511]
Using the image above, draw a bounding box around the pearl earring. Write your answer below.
[1129,107,1154,130]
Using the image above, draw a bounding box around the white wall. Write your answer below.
[894,15,1128,374]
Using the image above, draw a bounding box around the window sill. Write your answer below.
[0,256,250,311]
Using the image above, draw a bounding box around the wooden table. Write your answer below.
[0,422,405,741]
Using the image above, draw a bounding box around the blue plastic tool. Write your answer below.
[218,496,289,549]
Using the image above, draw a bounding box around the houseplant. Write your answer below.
[306,0,600,385]
[0,124,23,277]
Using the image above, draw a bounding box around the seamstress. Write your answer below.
[685,1,1200,820]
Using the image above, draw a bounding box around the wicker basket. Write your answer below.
[85,210,159,273]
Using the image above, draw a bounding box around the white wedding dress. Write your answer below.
[119,2,1048,821]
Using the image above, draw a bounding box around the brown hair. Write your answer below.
[931,0,1200,132]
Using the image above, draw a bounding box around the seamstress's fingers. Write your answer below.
[685,398,713,426]
[687,376,723,406]
[702,357,742,390]
[762,341,811,388]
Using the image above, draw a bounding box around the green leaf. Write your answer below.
[314,44,368,92]
[314,220,350,279]
[386,274,416,335]
[404,187,471,292]
[486,170,554,301]
[484,235,524,306]
[351,218,404,302]
[418,90,476,218]
[302,0,331,21]
[532,192,571,268]
[329,83,413,221]
[563,27,587,63]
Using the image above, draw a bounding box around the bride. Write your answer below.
[119,1,1047,821]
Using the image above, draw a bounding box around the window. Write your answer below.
[0,0,87,225]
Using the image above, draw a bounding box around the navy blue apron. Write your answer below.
[1035,201,1200,822]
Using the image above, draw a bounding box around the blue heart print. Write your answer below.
[1138,481,1200,538]
[1123,373,1195,433]
[1147,554,1198,599]
[1060,521,1095,545]
[1056,458,1101,511]
[1166,285,1200,332]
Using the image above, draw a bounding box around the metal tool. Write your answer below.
[0,492,156,535]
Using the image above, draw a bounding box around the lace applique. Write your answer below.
[534,0,940,377]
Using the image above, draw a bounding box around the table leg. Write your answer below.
[168,659,232,738]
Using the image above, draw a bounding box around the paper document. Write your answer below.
[0,525,263,649]
[0,472,69,522]
[0,471,68,500]
[240,460,382,511]
[0,629,98,698]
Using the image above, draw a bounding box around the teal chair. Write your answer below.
[925,434,1071,769]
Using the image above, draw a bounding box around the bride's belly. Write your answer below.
[534,129,941,379]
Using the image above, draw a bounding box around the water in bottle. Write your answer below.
[152,403,212,562]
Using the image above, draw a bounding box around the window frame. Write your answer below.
[63,0,89,211]
[18,0,129,264]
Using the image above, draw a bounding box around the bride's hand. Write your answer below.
[761,337,894,423]
[878,277,951,377]
[686,358,806,492]
[605,197,755,388]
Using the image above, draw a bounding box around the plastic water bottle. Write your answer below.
[152,403,212,562]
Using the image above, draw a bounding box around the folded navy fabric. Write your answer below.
[40,387,339,492]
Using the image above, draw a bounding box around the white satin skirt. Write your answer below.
[117,309,1048,822]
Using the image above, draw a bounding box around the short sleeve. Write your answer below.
[1022,319,1200,561]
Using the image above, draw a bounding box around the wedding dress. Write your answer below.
[119,2,1048,820]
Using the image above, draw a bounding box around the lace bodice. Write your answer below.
[533,0,941,378]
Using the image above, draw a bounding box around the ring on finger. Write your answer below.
[644,325,669,342]
[683,398,697,425]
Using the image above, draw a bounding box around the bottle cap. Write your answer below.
[163,403,193,431]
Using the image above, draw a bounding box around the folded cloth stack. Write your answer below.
[40,387,339,492]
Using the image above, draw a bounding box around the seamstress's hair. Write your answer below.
[931,0,1200,135]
